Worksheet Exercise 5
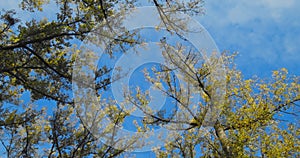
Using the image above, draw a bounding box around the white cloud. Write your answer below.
[261,0,295,9]
[203,0,298,25]
[197,0,300,76]
[1,0,299,76]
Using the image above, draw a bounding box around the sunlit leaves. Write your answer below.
[21,0,50,12]
[0,0,299,157]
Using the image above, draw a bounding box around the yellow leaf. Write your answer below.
[5,111,16,124]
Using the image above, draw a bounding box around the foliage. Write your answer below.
[0,0,299,157]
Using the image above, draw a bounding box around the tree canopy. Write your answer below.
[0,0,299,157]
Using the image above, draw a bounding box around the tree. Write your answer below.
[145,52,300,157]
[0,0,204,157]
[0,0,299,157]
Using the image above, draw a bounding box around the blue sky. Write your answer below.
[2,0,299,77]
[198,0,300,78]
[1,0,299,157]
